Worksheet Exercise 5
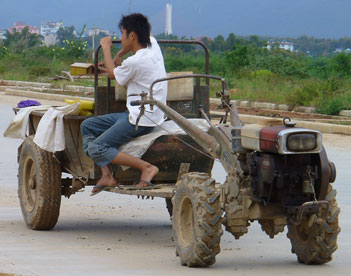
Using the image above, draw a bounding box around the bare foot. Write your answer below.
[136,165,159,188]
[92,174,117,193]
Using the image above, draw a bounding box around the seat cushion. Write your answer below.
[114,72,194,102]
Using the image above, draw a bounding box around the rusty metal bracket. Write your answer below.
[177,163,190,182]
[129,92,148,130]
[288,200,329,226]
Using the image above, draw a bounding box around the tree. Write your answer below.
[226,33,236,50]
[332,52,351,77]
[212,35,226,52]
[56,26,76,46]
[249,35,266,47]
[3,27,42,53]
[199,36,213,50]
[225,44,249,74]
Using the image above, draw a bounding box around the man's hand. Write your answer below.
[98,62,108,73]
[114,49,129,66]
[114,50,123,67]
[100,37,115,79]
[100,37,113,49]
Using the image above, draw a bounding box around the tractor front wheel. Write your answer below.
[172,172,223,267]
[287,184,341,264]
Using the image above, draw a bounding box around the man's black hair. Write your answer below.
[118,13,151,47]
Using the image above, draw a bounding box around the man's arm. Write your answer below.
[100,37,116,79]
[113,48,129,67]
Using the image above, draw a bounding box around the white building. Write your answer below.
[44,33,58,46]
[334,48,351,54]
[40,21,62,36]
[267,40,295,52]
[40,21,63,46]
[0,29,6,40]
[88,27,110,37]
[165,3,172,35]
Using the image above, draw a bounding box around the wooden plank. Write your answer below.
[105,184,175,198]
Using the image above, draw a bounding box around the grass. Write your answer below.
[1,55,351,115]
[209,75,301,104]
[209,75,351,115]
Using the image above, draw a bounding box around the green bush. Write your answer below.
[0,64,5,74]
[249,69,276,79]
[286,80,321,106]
[0,46,9,59]
[316,92,351,115]
[332,53,351,77]
[28,64,51,77]
[225,44,249,74]
[285,77,345,108]
[306,57,331,79]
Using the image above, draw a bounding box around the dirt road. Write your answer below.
[0,94,350,276]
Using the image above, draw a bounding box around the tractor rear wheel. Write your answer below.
[172,172,223,267]
[165,198,173,217]
[18,136,62,230]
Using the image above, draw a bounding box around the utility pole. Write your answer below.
[92,25,95,52]
[128,0,132,13]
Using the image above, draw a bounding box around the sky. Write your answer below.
[0,0,350,39]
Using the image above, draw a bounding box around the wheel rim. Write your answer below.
[177,196,195,248]
[22,155,37,213]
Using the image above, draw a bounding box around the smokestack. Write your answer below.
[165,3,172,35]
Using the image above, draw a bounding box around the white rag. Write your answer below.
[119,119,210,170]
[33,103,81,152]
[3,105,51,139]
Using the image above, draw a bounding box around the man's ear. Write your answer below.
[129,31,136,40]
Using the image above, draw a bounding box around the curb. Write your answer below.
[5,88,94,102]
[0,80,94,93]
[210,98,350,117]
[238,114,351,135]
[211,110,351,135]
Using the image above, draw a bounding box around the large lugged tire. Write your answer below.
[287,184,341,264]
[18,136,62,230]
[165,198,173,217]
[172,172,223,267]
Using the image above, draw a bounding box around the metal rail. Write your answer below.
[149,73,226,101]
[94,39,211,114]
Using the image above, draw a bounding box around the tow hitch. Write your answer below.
[287,200,329,226]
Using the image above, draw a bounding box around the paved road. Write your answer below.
[0,102,350,276]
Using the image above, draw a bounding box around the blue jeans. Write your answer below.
[80,111,154,168]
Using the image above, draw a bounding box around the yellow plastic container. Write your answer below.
[64,99,94,116]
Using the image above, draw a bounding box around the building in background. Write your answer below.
[0,29,6,40]
[8,22,39,35]
[40,21,63,46]
[334,48,351,54]
[267,40,295,52]
[40,21,62,36]
[88,27,110,37]
[43,33,58,46]
[88,27,111,51]
[165,3,172,35]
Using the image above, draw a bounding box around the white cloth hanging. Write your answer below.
[119,118,210,170]
[33,103,80,152]
[3,105,51,139]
